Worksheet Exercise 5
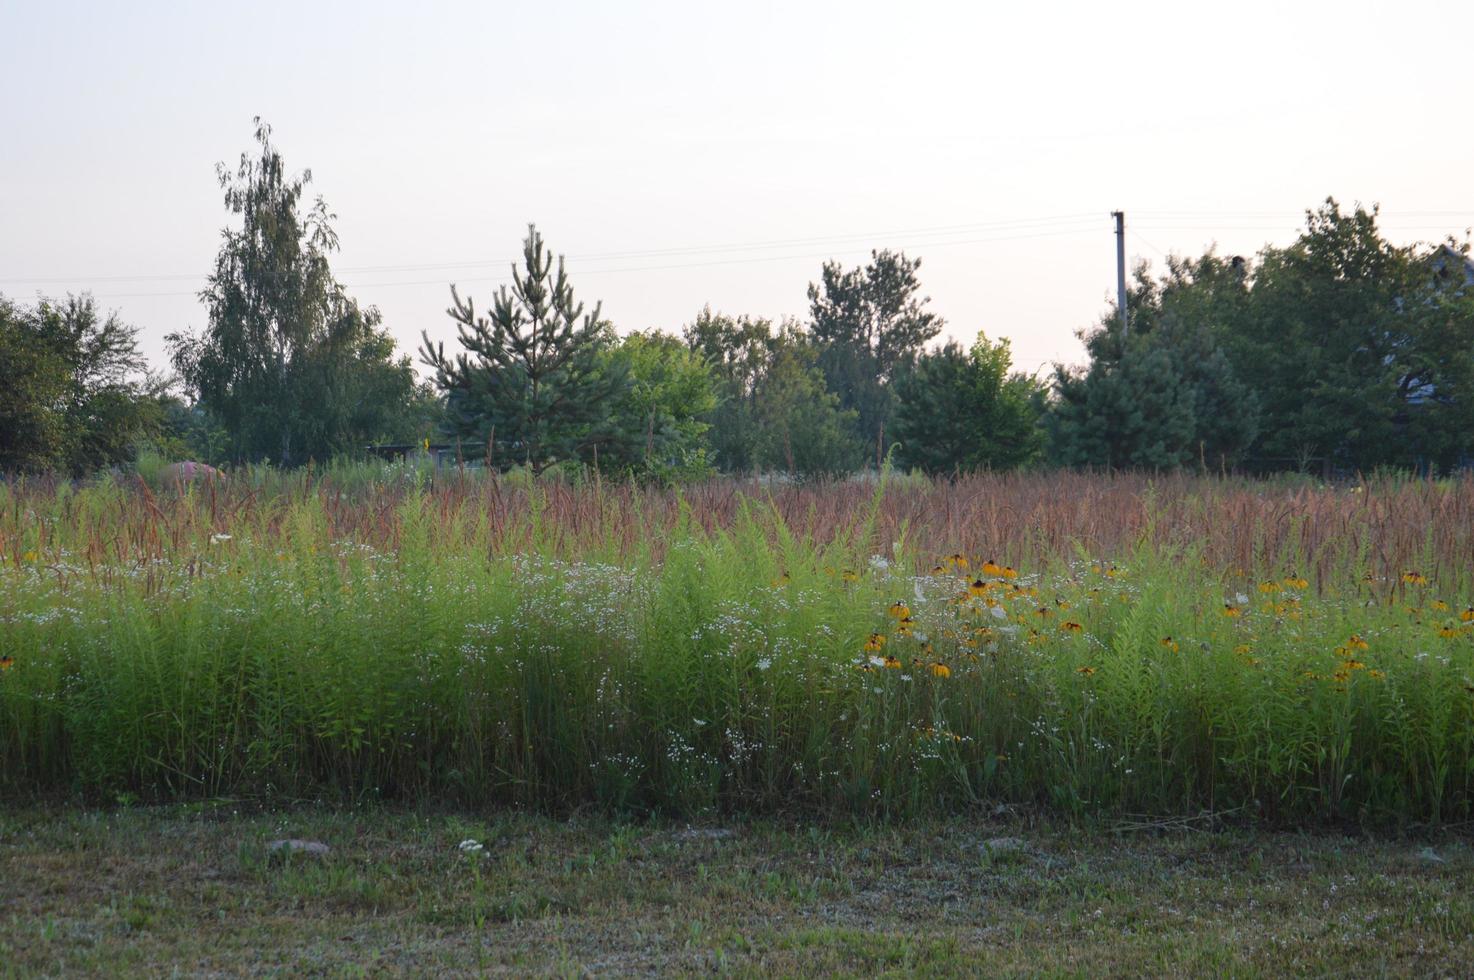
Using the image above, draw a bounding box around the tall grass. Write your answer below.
[2,468,1472,824]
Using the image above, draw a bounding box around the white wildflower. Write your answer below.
[458,839,485,854]
[755,658,772,671]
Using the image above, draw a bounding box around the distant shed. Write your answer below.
[365,443,460,465]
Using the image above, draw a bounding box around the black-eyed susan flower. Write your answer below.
[1347,634,1369,651]
[842,569,860,583]
[1221,603,1241,618]
[883,655,902,669]
[1258,581,1280,594]
[929,662,951,678]
[930,563,949,576]
[982,560,1003,576]
[1283,575,1309,589]
[1368,669,1386,681]
[887,601,910,620]
[1461,607,1474,624]
[968,578,988,597]
[0,655,13,672]
[1402,571,1428,586]
[864,632,886,652]
[1438,626,1462,639]
[1001,565,1019,579]
[1432,599,1450,612]
[948,553,969,570]
[1076,665,1096,676]
[1061,621,1084,633]
[1160,636,1179,653]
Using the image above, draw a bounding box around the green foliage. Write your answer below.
[1049,255,1262,470]
[751,336,862,478]
[594,330,718,481]
[1229,200,1474,472]
[808,251,943,455]
[684,307,775,472]
[4,474,1474,826]
[168,118,420,466]
[891,333,1043,473]
[685,308,860,477]
[1049,200,1474,474]
[421,225,625,475]
[0,293,163,474]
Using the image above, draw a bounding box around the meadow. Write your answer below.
[3,466,1473,826]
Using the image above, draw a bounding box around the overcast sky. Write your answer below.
[3,0,1472,379]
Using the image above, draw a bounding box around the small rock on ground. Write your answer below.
[1417,847,1446,864]
[981,836,1029,855]
[267,838,331,856]
[673,828,736,842]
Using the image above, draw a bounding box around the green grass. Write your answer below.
[2,471,1474,823]
[3,804,1472,976]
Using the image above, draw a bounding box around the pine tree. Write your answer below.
[420,225,625,474]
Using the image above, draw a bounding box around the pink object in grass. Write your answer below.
[158,461,225,485]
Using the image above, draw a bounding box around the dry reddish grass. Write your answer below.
[7,470,1467,590]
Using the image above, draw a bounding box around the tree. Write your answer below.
[420,225,625,475]
[1228,200,1473,472]
[683,307,783,472]
[750,326,861,478]
[595,330,718,481]
[892,333,1043,473]
[684,309,860,476]
[808,250,943,456]
[0,293,163,474]
[1046,255,1260,470]
[168,118,419,466]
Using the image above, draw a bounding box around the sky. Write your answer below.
[3,0,1473,380]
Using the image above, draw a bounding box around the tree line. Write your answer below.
[4,121,1473,479]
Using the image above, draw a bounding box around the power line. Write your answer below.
[0,213,1102,287]
[26,224,1111,301]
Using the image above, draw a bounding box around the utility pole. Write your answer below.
[1111,210,1128,339]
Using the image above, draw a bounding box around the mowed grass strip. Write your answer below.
[2,805,1472,976]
